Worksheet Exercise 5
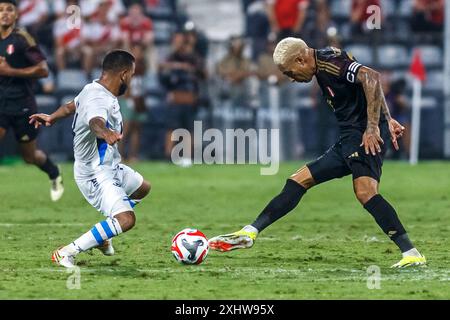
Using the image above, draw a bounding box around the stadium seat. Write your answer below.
[380,0,396,17]
[414,45,443,68]
[330,0,351,18]
[398,0,413,17]
[344,44,373,66]
[56,69,88,92]
[424,70,444,92]
[153,21,176,44]
[376,45,409,69]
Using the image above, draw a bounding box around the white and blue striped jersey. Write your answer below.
[72,80,123,180]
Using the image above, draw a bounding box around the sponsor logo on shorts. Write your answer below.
[20,135,30,142]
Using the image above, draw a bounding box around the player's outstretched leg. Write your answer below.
[354,177,426,268]
[209,166,314,252]
[52,211,135,268]
[20,140,64,202]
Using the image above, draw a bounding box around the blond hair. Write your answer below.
[273,37,308,67]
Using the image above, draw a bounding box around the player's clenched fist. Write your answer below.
[103,130,123,145]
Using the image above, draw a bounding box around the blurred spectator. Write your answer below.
[411,0,444,33]
[107,0,127,23]
[119,45,148,163]
[383,76,411,158]
[159,32,206,159]
[120,2,156,72]
[242,0,270,61]
[350,0,381,37]
[53,0,68,18]
[81,0,121,76]
[217,36,255,108]
[18,0,48,32]
[54,0,82,70]
[80,0,126,23]
[184,21,209,61]
[18,0,50,48]
[266,0,310,41]
[304,0,338,49]
[256,38,286,85]
[120,3,154,49]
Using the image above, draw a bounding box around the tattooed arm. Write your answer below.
[357,66,384,155]
[357,66,405,153]
[89,117,122,145]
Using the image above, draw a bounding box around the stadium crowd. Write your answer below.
[1,0,445,162]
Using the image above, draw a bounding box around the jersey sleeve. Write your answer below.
[16,29,46,65]
[84,97,110,123]
[316,48,363,84]
[340,52,363,84]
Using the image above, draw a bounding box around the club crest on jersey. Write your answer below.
[6,44,14,55]
[326,86,335,97]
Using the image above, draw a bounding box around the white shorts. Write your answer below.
[76,164,144,217]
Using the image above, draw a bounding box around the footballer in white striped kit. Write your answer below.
[30,50,151,268]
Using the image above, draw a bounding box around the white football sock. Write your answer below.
[402,248,422,258]
[243,225,259,234]
[63,217,122,256]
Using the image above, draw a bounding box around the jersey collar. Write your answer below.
[93,80,117,99]
[313,49,318,75]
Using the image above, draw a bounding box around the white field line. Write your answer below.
[0,223,87,227]
[0,224,388,243]
[2,267,449,282]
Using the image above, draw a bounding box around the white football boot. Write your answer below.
[50,174,64,202]
[52,247,76,268]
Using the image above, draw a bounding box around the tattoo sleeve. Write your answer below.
[89,117,109,139]
[357,66,383,130]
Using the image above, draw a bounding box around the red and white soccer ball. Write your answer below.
[171,228,209,265]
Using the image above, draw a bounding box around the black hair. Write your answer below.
[0,0,17,6]
[102,50,135,73]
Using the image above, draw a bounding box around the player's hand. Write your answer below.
[29,113,54,128]
[361,126,384,156]
[388,118,405,151]
[104,130,122,145]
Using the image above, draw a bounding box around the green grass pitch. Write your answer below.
[0,161,449,299]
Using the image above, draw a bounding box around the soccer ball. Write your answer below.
[171,228,209,265]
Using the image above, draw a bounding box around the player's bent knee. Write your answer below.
[131,180,151,200]
[289,166,315,190]
[354,188,377,205]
